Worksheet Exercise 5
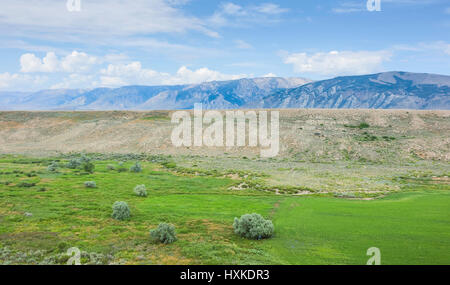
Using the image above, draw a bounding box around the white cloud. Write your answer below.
[99,62,248,87]
[209,2,289,27]
[283,50,392,76]
[20,51,98,73]
[222,3,246,16]
[420,42,450,55]
[0,72,47,91]
[61,51,98,73]
[167,66,248,85]
[20,52,58,73]
[100,61,166,86]
[0,0,218,42]
[393,41,450,55]
[15,49,250,89]
[234,40,253,49]
[263,73,278,78]
[254,3,289,15]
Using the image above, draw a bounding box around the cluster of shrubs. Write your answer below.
[111,198,273,244]
[0,247,114,265]
[17,182,36,188]
[110,200,177,244]
[105,161,142,173]
[0,170,39,177]
[66,155,95,173]
[344,122,371,129]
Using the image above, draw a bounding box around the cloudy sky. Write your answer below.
[0,0,449,91]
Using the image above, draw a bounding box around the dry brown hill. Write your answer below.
[0,110,448,162]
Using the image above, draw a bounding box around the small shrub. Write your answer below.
[80,154,91,164]
[130,162,142,173]
[134,184,147,197]
[84,181,97,188]
[382,136,396,141]
[66,158,82,169]
[358,122,370,129]
[233,213,274,240]
[150,223,177,244]
[162,162,176,169]
[112,201,130,221]
[82,161,95,173]
[117,167,128,173]
[344,122,370,129]
[47,162,58,172]
[17,182,36,188]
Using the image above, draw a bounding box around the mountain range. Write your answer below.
[0,72,449,110]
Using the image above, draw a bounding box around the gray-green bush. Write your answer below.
[133,184,147,197]
[84,181,97,188]
[112,201,130,220]
[66,158,82,169]
[82,161,95,173]
[130,162,142,173]
[150,223,177,244]
[233,213,274,240]
[47,162,58,172]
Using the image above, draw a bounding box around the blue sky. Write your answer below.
[0,0,449,91]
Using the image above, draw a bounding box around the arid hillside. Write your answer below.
[0,110,449,162]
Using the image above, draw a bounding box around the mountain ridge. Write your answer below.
[0,72,449,110]
[262,71,450,110]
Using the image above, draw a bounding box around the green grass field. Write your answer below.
[0,155,449,265]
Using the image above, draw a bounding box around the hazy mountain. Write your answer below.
[262,72,450,110]
[0,72,449,110]
[0,77,310,111]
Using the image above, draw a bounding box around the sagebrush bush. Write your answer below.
[80,154,91,163]
[150,223,177,244]
[134,184,147,197]
[66,158,82,169]
[233,213,274,240]
[47,162,58,172]
[82,161,95,173]
[130,162,142,173]
[112,201,130,221]
[84,181,97,188]
[117,167,128,172]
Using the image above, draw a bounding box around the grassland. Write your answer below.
[0,154,448,265]
[0,110,448,265]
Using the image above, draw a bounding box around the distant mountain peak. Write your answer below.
[263,71,450,110]
[0,72,448,110]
